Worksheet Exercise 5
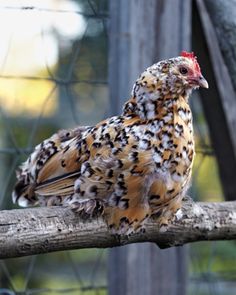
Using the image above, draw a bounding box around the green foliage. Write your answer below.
[190,241,236,275]
[192,153,223,202]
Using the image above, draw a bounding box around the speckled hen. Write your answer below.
[12,51,208,233]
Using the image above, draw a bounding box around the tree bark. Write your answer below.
[0,198,236,259]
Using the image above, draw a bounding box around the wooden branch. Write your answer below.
[0,198,236,259]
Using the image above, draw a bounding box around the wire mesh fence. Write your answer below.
[0,1,108,294]
[0,1,235,295]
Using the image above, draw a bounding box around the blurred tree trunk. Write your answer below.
[108,0,191,294]
[192,0,236,201]
[205,0,236,93]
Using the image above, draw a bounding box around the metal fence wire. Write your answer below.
[0,1,235,295]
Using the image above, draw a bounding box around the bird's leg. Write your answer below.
[148,179,183,228]
[70,198,105,219]
[104,175,151,235]
[104,204,150,235]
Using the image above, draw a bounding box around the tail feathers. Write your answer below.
[12,181,38,207]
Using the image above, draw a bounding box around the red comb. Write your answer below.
[180,51,201,73]
[181,51,195,59]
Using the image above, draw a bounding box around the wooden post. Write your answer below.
[193,0,236,201]
[108,1,191,294]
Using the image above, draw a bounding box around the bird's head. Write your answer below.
[132,51,208,102]
[166,51,208,90]
[124,51,208,119]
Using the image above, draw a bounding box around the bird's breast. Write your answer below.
[150,102,195,190]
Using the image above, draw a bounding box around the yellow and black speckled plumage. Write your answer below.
[12,52,208,233]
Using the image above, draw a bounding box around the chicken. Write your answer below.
[12,51,208,233]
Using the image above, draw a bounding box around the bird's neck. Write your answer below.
[122,89,192,120]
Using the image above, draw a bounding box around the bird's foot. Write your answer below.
[110,218,146,236]
[151,208,183,232]
[151,210,171,231]
[71,199,105,219]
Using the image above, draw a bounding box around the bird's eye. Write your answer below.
[179,67,188,75]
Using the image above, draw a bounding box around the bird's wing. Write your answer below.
[12,126,91,206]
[13,116,155,213]
[37,115,154,196]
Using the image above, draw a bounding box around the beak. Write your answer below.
[198,75,209,89]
